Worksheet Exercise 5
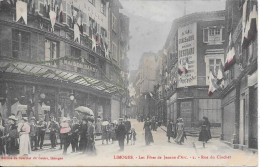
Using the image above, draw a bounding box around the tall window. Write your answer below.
[112,42,117,61]
[45,39,58,62]
[12,29,30,59]
[209,59,221,76]
[112,14,117,32]
[101,1,106,16]
[71,46,81,60]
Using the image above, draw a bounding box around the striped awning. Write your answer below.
[0,61,124,94]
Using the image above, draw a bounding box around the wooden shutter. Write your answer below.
[203,28,208,43]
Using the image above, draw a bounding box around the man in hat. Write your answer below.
[124,116,131,145]
[29,117,38,151]
[37,117,47,149]
[6,115,19,155]
[60,117,71,155]
[116,118,126,151]
[79,118,88,153]
[48,119,59,149]
[71,117,80,153]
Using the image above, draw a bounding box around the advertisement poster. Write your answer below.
[178,22,198,88]
[0,0,258,166]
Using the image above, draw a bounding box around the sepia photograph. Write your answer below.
[0,0,258,166]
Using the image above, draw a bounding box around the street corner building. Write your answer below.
[132,0,258,152]
[0,0,130,123]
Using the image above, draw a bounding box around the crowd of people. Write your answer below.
[0,113,138,156]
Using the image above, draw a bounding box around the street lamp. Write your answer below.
[69,92,75,117]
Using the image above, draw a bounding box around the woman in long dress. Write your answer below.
[143,118,153,145]
[174,118,185,145]
[18,117,31,156]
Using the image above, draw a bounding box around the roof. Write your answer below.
[0,61,124,95]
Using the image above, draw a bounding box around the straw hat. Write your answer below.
[8,115,18,121]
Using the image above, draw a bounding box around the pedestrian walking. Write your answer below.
[95,116,102,136]
[143,117,154,145]
[199,125,209,148]
[167,120,174,143]
[18,117,31,156]
[87,117,96,155]
[48,120,59,149]
[174,118,185,145]
[203,117,212,141]
[37,118,47,149]
[60,117,71,155]
[130,128,136,145]
[151,117,156,131]
[101,121,109,144]
[29,117,38,151]
[116,118,126,151]
[6,115,19,155]
[124,116,131,145]
[79,118,88,153]
[71,117,80,153]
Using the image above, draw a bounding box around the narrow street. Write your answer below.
[1,119,257,166]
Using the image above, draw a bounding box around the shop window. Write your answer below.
[209,58,221,76]
[12,29,30,59]
[45,39,58,64]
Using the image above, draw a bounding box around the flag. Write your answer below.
[16,0,27,25]
[104,42,109,58]
[216,61,226,85]
[74,24,80,43]
[208,71,218,96]
[49,10,56,31]
[224,47,235,71]
[92,34,97,52]
[59,0,64,23]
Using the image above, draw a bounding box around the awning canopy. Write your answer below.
[0,61,125,95]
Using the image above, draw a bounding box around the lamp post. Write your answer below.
[69,92,75,117]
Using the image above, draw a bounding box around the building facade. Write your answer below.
[220,0,258,150]
[161,11,225,127]
[0,0,129,122]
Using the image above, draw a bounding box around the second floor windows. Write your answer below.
[203,27,224,45]
[71,46,81,59]
[112,14,117,32]
[12,29,30,59]
[101,1,106,16]
[112,42,118,61]
[45,39,58,63]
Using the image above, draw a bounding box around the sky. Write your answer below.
[119,0,226,71]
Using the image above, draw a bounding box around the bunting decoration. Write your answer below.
[16,0,27,25]
[74,24,80,43]
[242,0,258,45]
[49,10,56,32]
[104,42,109,59]
[216,61,226,86]
[92,34,97,52]
[208,71,219,96]
[224,46,235,71]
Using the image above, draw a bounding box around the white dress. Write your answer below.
[18,122,31,155]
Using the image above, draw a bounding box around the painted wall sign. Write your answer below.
[178,23,197,87]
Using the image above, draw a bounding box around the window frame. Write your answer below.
[112,13,117,33]
[44,38,59,64]
[100,1,106,16]
[12,29,31,59]
[204,54,224,85]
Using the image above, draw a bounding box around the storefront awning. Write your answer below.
[0,61,124,95]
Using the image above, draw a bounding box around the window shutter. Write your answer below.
[203,28,208,43]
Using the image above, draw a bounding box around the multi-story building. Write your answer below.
[220,0,257,150]
[161,11,225,127]
[0,0,129,122]
[134,52,160,119]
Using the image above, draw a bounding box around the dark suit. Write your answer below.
[116,123,126,151]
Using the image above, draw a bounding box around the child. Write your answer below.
[130,128,136,145]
